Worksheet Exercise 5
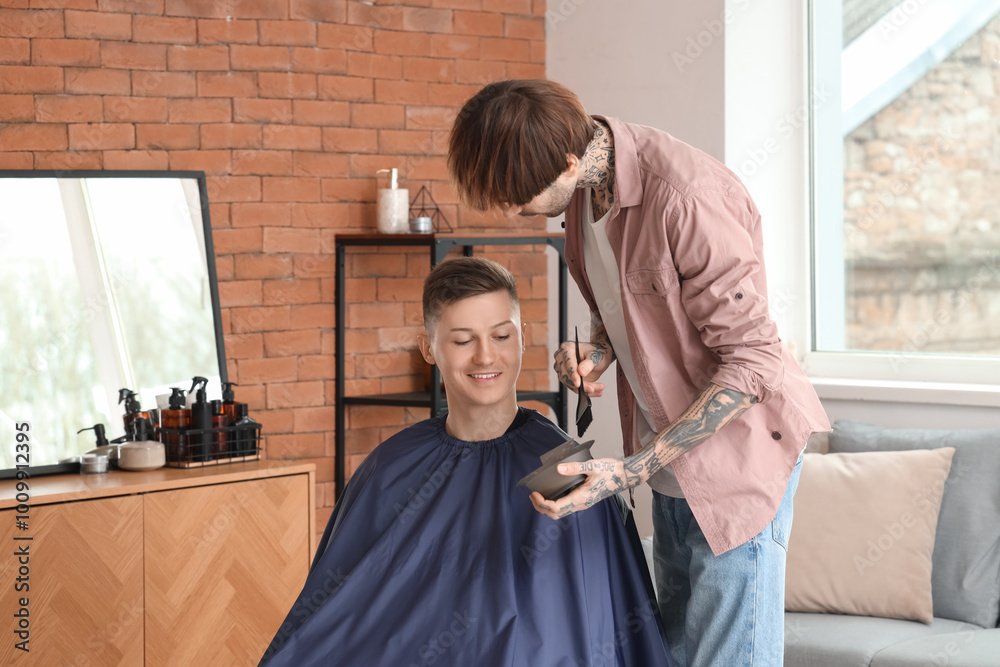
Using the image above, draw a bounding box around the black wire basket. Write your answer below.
[159,423,262,468]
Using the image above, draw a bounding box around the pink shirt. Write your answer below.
[565,116,830,556]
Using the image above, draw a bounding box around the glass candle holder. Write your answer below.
[376,168,409,234]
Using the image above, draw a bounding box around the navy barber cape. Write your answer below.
[260,409,671,667]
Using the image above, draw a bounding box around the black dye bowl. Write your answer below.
[517,438,595,500]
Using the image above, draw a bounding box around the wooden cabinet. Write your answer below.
[0,495,144,665]
[0,461,314,666]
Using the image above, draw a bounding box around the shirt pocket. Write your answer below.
[625,267,680,298]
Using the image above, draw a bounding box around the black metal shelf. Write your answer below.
[334,232,568,499]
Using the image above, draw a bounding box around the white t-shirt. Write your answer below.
[581,189,684,498]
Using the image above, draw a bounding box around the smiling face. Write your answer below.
[419,290,522,419]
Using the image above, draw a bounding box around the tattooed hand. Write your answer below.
[529,456,639,519]
[553,340,613,397]
[554,313,615,395]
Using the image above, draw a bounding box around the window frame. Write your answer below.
[802,0,1000,405]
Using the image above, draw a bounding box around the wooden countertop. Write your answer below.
[0,459,316,508]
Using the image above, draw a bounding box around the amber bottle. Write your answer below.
[159,387,191,463]
[210,399,228,458]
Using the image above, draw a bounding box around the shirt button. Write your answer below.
[736,293,744,300]
[771,431,782,440]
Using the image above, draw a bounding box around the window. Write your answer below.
[808,0,1000,388]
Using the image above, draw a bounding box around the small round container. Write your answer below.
[80,452,109,475]
[117,441,166,472]
[87,444,120,463]
[409,216,433,234]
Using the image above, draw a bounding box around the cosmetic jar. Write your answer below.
[80,452,109,475]
[117,441,166,472]
[409,216,433,234]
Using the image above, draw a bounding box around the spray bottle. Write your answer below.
[189,376,212,463]
[159,387,190,463]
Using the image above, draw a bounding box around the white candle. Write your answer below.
[377,187,409,234]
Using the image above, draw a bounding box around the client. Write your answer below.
[260,257,671,667]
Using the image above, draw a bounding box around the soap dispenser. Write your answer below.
[120,388,159,434]
[119,388,141,434]
[221,382,243,425]
[77,424,115,473]
[189,377,212,463]
[78,423,116,457]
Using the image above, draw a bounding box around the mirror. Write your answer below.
[0,171,227,477]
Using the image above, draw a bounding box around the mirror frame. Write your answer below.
[0,169,227,479]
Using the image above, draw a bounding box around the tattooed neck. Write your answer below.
[580,120,616,219]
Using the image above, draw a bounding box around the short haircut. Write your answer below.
[423,257,519,335]
[447,79,597,212]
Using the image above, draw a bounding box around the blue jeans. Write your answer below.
[651,457,802,667]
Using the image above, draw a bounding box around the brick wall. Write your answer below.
[0,0,549,534]
[844,12,1000,355]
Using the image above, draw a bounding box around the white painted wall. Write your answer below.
[545,0,1000,536]
[723,0,813,360]
[546,0,725,536]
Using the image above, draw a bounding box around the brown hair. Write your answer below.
[447,79,597,212]
[423,257,519,334]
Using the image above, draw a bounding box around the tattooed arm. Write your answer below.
[619,383,758,490]
[589,314,615,369]
[529,383,758,519]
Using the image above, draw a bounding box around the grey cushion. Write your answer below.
[784,612,968,667]
[828,420,1000,628]
[871,629,1000,667]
